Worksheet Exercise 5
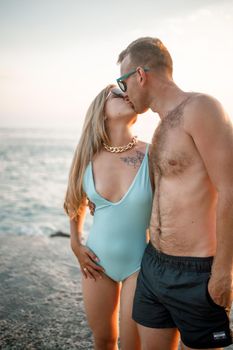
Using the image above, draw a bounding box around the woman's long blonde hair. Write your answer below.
[64,84,114,221]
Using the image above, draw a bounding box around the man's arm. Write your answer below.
[184,94,233,307]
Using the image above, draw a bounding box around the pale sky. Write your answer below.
[0,0,233,142]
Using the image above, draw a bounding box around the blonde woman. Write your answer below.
[64,85,153,350]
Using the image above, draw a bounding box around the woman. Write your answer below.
[64,84,153,350]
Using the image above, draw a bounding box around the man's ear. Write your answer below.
[136,67,147,86]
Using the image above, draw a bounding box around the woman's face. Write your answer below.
[104,87,137,123]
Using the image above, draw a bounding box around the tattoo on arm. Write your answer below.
[120,151,145,168]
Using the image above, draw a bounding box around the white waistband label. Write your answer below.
[213,331,227,340]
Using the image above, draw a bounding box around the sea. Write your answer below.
[0,127,92,236]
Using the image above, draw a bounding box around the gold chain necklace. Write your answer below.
[103,136,138,153]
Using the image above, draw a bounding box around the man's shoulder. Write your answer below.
[186,92,221,113]
[184,92,230,131]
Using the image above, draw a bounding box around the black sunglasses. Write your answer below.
[110,87,125,98]
[116,67,150,92]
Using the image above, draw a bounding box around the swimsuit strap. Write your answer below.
[145,143,150,155]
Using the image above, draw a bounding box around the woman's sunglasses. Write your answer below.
[111,88,125,98]
[106,88,125,100]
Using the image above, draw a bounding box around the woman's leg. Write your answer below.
[119,271,141,350]
[82,274,121,350]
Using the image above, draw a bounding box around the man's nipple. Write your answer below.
[168,159,177,166]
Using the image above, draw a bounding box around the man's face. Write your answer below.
[119,55,149,114]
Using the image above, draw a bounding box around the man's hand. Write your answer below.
[208,271,233,309]
[87,198,96,216]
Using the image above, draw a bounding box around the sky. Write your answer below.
[0,0,233,141]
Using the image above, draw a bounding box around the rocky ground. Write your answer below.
[0,235,92,349]
[0,234,232,350]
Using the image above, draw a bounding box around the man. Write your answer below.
[116,37,233,349]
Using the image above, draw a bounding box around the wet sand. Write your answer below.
[0,234,92,349]
[0,235,232,350]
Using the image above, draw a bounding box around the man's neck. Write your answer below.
[149,80,187,119]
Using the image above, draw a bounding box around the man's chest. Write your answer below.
[151,122,197,177]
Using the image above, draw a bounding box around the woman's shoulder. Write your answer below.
[136,140,151,153]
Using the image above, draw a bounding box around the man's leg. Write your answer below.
[181,343,222,350]
[137,325,180,350]
[132,244,179,350]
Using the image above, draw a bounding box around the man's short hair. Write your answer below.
[118,37,173,76]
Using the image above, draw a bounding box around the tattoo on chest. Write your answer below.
[120,150,145,168]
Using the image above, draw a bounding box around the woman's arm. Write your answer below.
[69,202,105,280]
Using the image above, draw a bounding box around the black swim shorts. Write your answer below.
[132,241,232,349]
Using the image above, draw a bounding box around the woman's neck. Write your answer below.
[107,126,134,147]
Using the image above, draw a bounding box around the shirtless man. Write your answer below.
[116,37,233,349]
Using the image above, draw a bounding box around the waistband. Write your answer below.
[146,241,214,272]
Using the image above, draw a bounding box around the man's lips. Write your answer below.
[130,102,136,111]
[126,100,135,110]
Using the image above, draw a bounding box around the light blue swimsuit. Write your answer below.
[83,143,153,282]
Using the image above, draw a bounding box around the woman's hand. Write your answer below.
[71,241,104,280]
